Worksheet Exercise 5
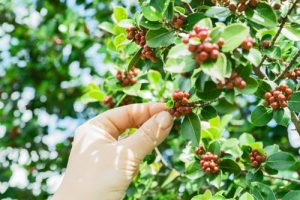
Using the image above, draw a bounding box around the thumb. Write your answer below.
[121,111,173,159]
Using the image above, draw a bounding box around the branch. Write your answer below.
[183,3,195,13]
[275,50,300,81]
[253,65,267,79]
[155,147,183,176]
[291,111,300,136]
[264,173,300,185]
[256,1,298,69]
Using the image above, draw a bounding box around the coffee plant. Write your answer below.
[1,0,300,199]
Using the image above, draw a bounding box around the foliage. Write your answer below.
[1,0,300,199]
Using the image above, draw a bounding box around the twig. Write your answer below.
[183,3,195,13]
[264,173,300,185]
[291,111,300,136]
[275,50,300,81]
[253,65,267,79]
[155,147,183,176]
[256,1,298,69]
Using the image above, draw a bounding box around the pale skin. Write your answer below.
[52,103,173,200]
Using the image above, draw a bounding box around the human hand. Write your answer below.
[52,103,173,200]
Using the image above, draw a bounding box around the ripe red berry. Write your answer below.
[217,38,225,47]
[228,3,237,12]
[262,40,270,48]
[273,3,281,10]
[210,49,219,59]
[264,92,272,99]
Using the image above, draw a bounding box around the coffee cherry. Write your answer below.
[228,3,237,12]
[200,152,220,174]
[249,149,266,167]
[263,84,293,109]
[168,90,192,117]
[217,71,247,90]
[141,45,157,62]
[117,67,138,86]
[284,68,300,80]
[238,3,247,12]
[126,27,147,46]
[273,3,281,10]
[172,15,186,28]
[120,96,135,106]
[249,0,258,7]
[217,38,225,47]
[262,40,270,48]
[103,96,115,108]
[241,37,254,51]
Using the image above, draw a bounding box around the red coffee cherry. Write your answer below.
[238,3,247,12]
[262,40,270,48]
[141,45,157,62]
[172,15,186,29]
[126,27,147,46]
[200,152,220,174]
[195,146,205,155]
[103,96,115,108]
[168,90,192,117]
[263,84,292,109]
[273,3,281,10]
[241,37,254,51]
[284,68,300,80]
[228,3,237,12]
[217,71,247,90]
[249,149,266,167]
[117,67,138,86]
[249,0,259,7]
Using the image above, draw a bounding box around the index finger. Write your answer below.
[88,102,167,139]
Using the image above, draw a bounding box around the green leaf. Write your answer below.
[221,23,249,52]
[243,48,262,67]
[142,6,162,21]
[255,80,272,98]
[287,92,300,112]
[208,140,221,155]
[240,192,254,200]
[118,19,134,28]
[142,0,170,22]
[282,191,300,200]
[127,48,142,70]
[250,105,273,127]
[148,70,162,85]
[165,43,196,73]
[201,53,230,82]
[196,18,213,29]
[205,6,231,19]
[210,27,223,43]
[114,33,126,48]
[282,26,300,41]
[237,76,258,94]
[113,6,127,23]
[266,152,296,170]
[161,169,180,187]
[139,17,162,30]
[197,81,222,101]
[191,190,212,200]
[99,22,115,34]
[245,3,277,28]
[239,133,255,146]
[221,138,243,158]
[264,144,279,156]
[180,113,201,147]
[219,159,241,175]
[201,105,217,120]
[146,28,175,48]
[250,182,276,200]
[184,13,205,30]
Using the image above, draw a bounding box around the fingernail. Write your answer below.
[155,111,173,129]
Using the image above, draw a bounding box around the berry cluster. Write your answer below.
[249,149,266,167]
[263,84,292,109]
[240,37,254,51]
[172,14,186,29]
[183,25,224,64]
[141,45,157,62]
[103,96,114,108]
[168,90,192,117]
[216,71,247,90]
[200,152,220,174]
[126,27,146,46]
[284,68,300,80]
[214,0,259,12]
[120,96,135,106]
[195,146,204,155]
[116,67,138,86]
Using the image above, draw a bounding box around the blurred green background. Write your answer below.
[0,0,129,199]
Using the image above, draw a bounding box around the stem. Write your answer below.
[275,50,300,81]
[183,3,195,13]
[155,147,183,176]
[256,1,298,70]
[291,111,300,136]
[264,173,300,185]
[253,65,267,79]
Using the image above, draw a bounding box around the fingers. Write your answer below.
[121,111,173,159]
[88,103,167,139]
